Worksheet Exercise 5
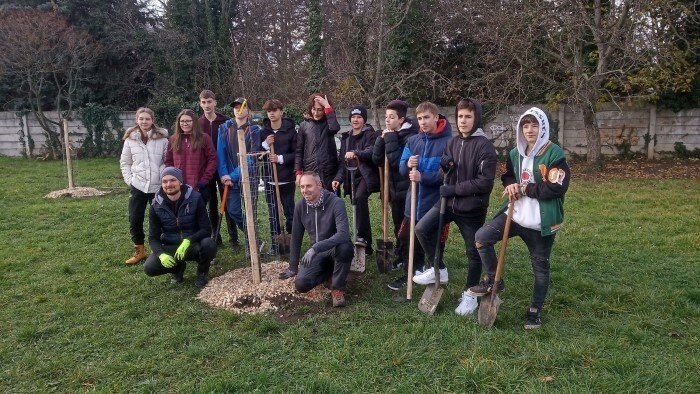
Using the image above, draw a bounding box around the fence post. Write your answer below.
[558,105,566,151]
[648,104,657,160]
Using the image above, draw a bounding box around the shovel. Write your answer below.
[210,185,229,265]
[270,145,290,254]
[347,161,365,272]
[478,201,514,328]
[405,180,417,301]
[375,155,394,273]
[418,169,452,314]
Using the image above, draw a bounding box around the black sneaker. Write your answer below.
[467,278,505,297]
[391,256,404,271]
[387,275,407,291]
[278,268,297,280]
[195,272,208,288]
[355,237,368,248]
[524,307,542,329]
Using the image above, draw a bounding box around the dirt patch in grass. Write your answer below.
[44,187,108,198]
[197,261,367,321]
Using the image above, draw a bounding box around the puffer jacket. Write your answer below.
[119,126,169,194]
[334,124,380,195]
[260,117,297,183]
[372,117,420,202]
[295,110,341,188]
[164,133,218,192]
[399,115,452,221]
[149,185,211,253]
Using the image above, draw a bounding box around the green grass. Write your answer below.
[0,157,698,393]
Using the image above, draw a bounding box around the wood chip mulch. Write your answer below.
[196,261,329,314]
[44,187,108,198]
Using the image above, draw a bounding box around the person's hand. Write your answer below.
[314,95,330,108]
[159,253,176,268]
[407,155,419,169]
[382,129,394,138]
[331,180,340,191]
[300,248,316,267]
[269,153,279,163]
[344,152,356,160]
[440,185,456,198]
[295,174,301,186]
[502,183,521,202]
[175,239,191,260]
[265,135,275,145]
[409,169,421,182]
[440,155,455,173]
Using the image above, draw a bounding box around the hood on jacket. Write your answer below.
[422,114,452,139]
[126,126,168,141]
[154,184,193,205]
[516,107,550,157]
[262,117,296,132]
[460,98,483,136]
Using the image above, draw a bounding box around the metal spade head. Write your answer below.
[478,292,504,328]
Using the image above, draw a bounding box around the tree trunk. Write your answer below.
[581,103,604,170]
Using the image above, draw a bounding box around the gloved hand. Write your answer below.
[300,248,316,267]
[440,155,455,173]
[440,184,457,198]
[159,253,176,268]
[175,239,191,260]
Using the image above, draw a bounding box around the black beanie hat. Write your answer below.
[349,105,368,123]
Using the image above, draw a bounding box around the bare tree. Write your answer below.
[0,9,101,159]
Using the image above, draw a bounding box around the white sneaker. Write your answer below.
[455,292,478,316]
[412,267,448,285]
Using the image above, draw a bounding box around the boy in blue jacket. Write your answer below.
[399,102,452,286]
[468,107,570,329]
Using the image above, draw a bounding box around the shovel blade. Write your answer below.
[417,284,444,315]
[350,245,366,273]
[477,293,503,328]
[375,239,394,273]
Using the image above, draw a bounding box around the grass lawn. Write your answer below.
[0,157,698,393]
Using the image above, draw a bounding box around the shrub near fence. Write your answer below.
[1,104,698,159]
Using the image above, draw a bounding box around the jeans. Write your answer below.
[295,241,353,292]
[475,212,555,309]
[143,238,217,277]
[128,186,154,244]
[415,205,486,288]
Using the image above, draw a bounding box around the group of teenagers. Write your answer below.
[119,89,570,328]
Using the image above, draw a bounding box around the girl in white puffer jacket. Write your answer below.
[119,107,169,265]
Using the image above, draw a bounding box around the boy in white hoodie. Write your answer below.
[468,107,570,329]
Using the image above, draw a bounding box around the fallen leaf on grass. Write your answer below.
[540,376,555,383]
[668,331,681,337]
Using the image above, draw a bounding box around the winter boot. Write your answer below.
[125,244,146,265]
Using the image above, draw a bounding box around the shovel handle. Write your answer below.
[270,145,287,236]
[219,184,229,215]
[382,155,390,241]
[493,201,514,284]
[407,180,417,300]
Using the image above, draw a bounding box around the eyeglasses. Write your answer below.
[179,120,193,124]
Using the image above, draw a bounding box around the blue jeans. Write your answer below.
[415,205,486,289]
[295,241,354,292]
[475,213,555,309]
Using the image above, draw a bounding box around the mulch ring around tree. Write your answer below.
[44,187,108,198]
[197,261,367,321]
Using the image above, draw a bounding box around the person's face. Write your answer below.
[416,111,438,133]
[137,112,153,132]
[179,115,193,133]
[457,108,475,136]
[522,121,539,146]
[233,105,249,119]
[299,175,322,203]
[385,109,404,131]
[350,114,365,131]
[199,97,217,114]
[161,175,182,197]
[311,103,325,121]
[266,108,282,123]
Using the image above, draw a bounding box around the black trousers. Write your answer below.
[143,238,217,277]
[295,241,354,292]
[264,181,295,237]
[128,186,154,245]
